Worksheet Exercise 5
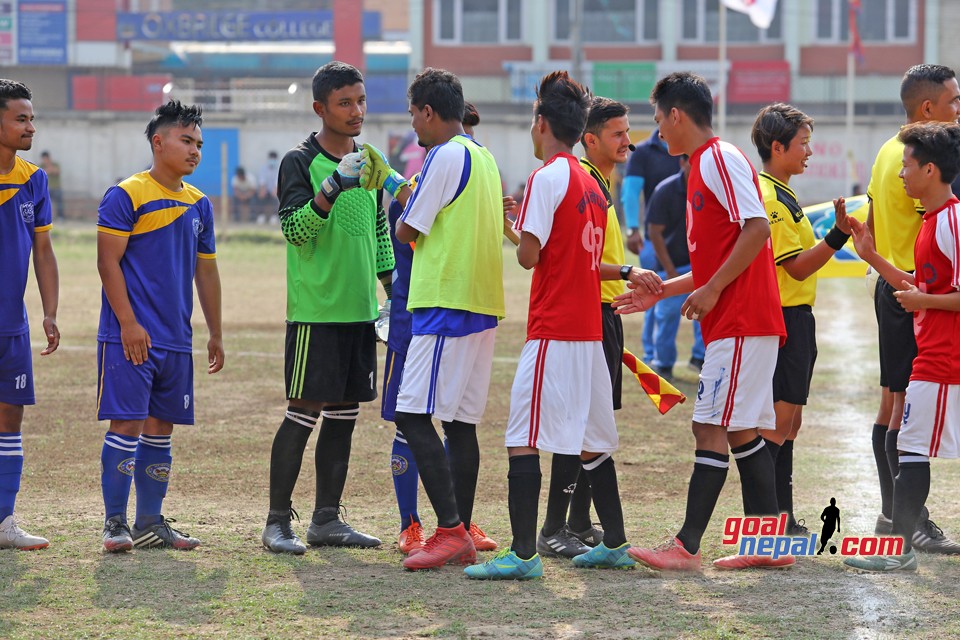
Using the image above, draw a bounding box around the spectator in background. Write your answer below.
[646,155,705,378]
[622,129,680,363]
[40,151,63,220]
[231,167,257,222]
[257,150,280,223]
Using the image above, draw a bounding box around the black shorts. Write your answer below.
[773,305,817,405]
[874,275,916,393]
[284,322,377,404]
[601,304,624,410]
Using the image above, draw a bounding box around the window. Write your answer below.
[680,0,783,43]
[815,0,915,43]
[434,0,522,44]
[554,0,659,43]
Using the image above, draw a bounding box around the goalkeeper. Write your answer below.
[362,68,506,571]
[262,61,394,555]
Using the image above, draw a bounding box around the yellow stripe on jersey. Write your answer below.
[97,226,131,238]
[131,205,190,235]
[197,252,216,260]
[0,189,19,206]
[34,224,52,233]
[118,172,207,236]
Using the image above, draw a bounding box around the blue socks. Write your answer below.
[134,435,172,530]
[101,432,138,521]
[392,429,420,530]
[0,432,24,521]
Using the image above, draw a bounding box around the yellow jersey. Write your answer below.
[760,172,817,307]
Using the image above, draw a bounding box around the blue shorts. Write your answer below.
[0,332,34,406]
[97,341,195,425]
[380,348,406,422]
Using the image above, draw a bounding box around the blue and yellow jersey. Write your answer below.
[96,171,216,354]
[1,156,52,337]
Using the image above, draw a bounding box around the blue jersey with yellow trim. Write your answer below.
[96,171,216,353]
[1,156,52,337]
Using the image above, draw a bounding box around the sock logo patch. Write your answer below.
[117,458,135,476]
[146,463,170,482]
[391,454,409,475]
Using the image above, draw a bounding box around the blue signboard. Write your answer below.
[18,0,66,65]
[116,11,381,42]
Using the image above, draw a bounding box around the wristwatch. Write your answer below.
[619,264,633,280]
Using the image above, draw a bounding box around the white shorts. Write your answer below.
[693,336,778,430]
[504,339,618,455]
[395,328,496,424]
[899,381,960,459]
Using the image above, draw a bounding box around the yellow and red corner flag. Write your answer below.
[622,348,686,415]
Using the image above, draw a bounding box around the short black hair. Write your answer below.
[0,78,31,111]
[535,71,590,148]
[312,61,364,104]
[144,100,203,141]
[898,121,960,184]
[650,72,713,129]
[408,68,465,123]
[582,96,628,143]
[901,64,956,117]
[463,101,480,128]
[751,103,814,162]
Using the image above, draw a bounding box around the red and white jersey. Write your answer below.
[515,153,607,341]
[911,197,960,384]
[686,137,785,345]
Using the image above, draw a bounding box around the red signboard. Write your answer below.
[728,60,790,104]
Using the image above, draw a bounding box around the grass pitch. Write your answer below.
[4,227,960,640]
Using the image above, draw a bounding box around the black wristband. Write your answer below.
[381,279,393,299]
[319,174,342,205]
[824,225,851,251]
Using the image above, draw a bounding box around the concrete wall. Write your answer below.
[24,110,907,216]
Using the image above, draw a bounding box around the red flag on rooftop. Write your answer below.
[849,0,865,64]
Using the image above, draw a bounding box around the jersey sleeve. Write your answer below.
[766,200,803,264]
[700,144,767,223]
[96,186,137,237]
[375,201,395,275]
[936,207,960,290]
[399,142,466,236]
[198,198,217,259]
[514,161,568,249]
[31,169,52,232]
[277,149,327,246]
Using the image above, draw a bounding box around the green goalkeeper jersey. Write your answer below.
[278,134,394,324]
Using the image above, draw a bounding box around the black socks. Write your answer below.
[507,454,541,559]
[395,412,460,528]
[268,408,318,513]
[676,450,729,555]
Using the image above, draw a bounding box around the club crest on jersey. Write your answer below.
[691,191,704,211]
[391,454,409,475]
[117,458,135,477]
[19,201,35,223]
[146,463,170,483]
[193,217,203,237]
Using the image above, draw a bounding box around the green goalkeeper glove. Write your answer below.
[319,152,363,203]
[360,143,408,198]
